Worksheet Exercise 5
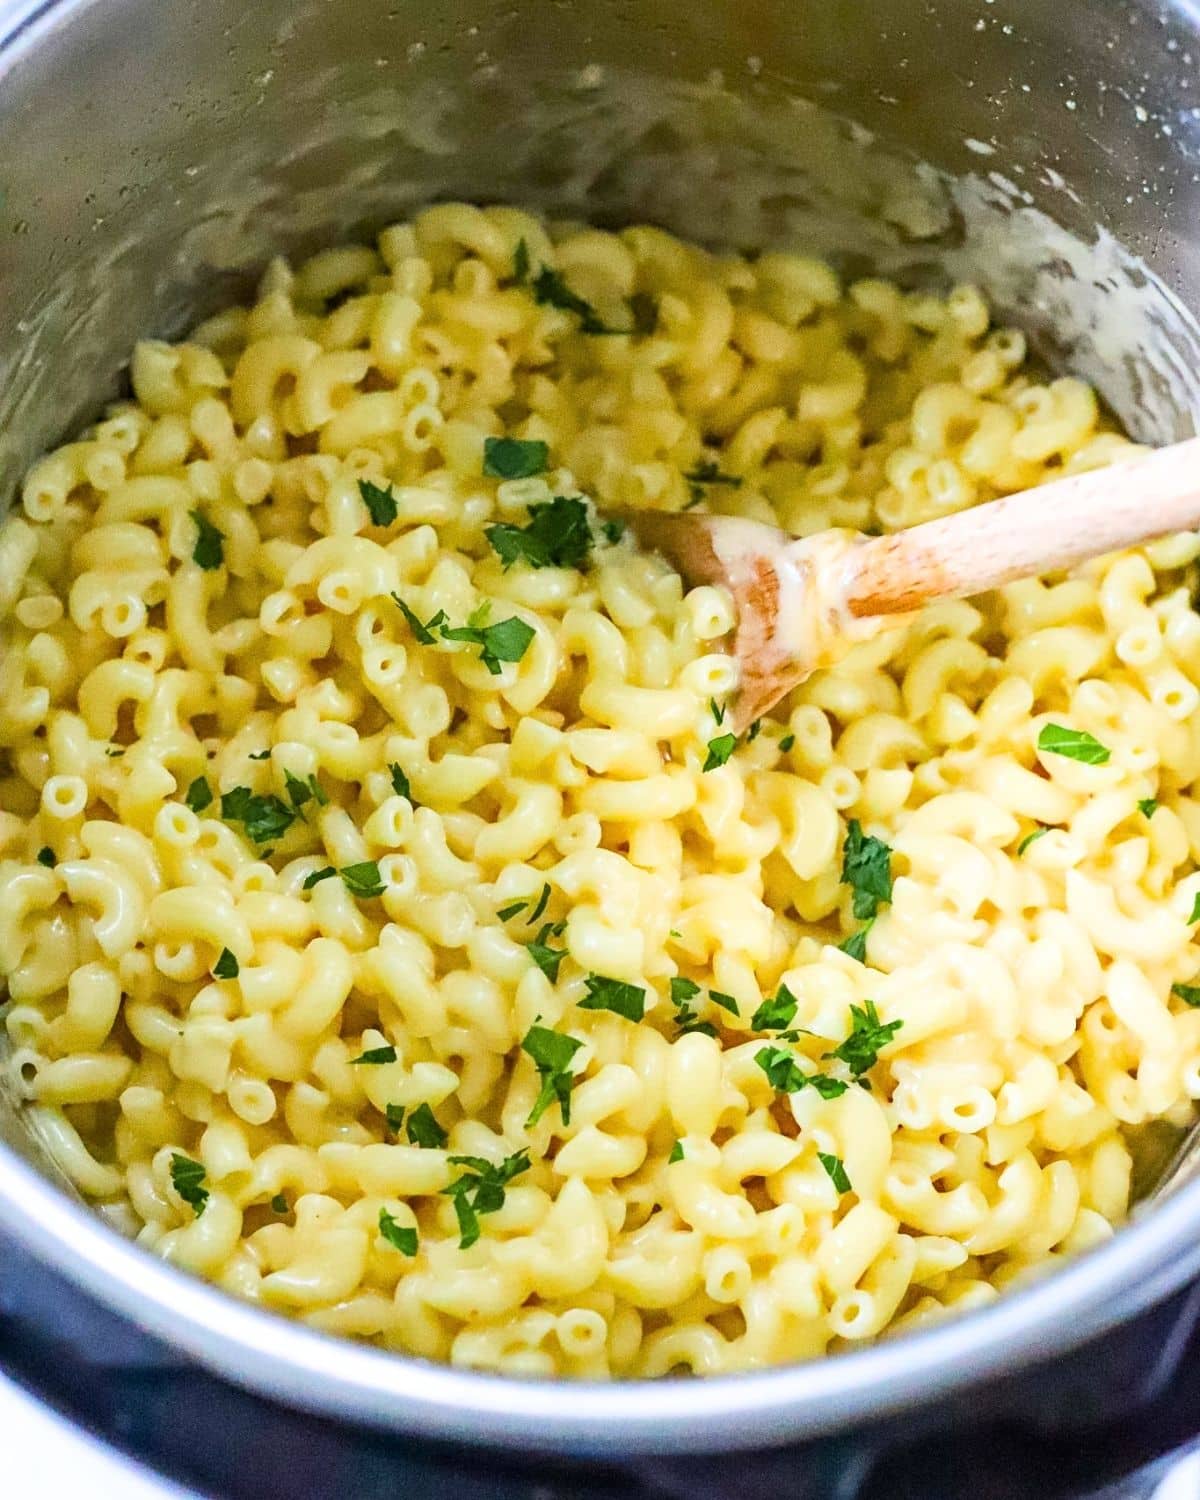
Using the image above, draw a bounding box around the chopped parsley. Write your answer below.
[778,733,796,753]
[521,1023,584,1127]
[105,747,124,758]
[1189,893,1200,925]
[838,922,874,963]
[270,1193,288,1214]
[482,436,549,480]
[389,764,414,802]
[1172,982,1200,1008]
[526,925,567,982]
[190,509,225,570]
[671,977,715,1037]
[341,861,385,899]
[442,1149,532,1249]
[497,899,528,921]
[531,265,622,334]
[303,866,337,890]
[350,1044,398,1065]
[384,1103,405,1136]
[1037,723,1110,765]
[212,948,239,980]
[527,882,552,925]
[249,749,272,761]
[1139,798,1159,819]
[751,983,798,1031]
[512,238,531,283]
[703,732,738,772]
[486,495,592,570]
[440,610,536,675]
[285,770,328,814]
[358,478,398,526]
[579,974,646,1021]
[378,1208,418,1256]
[710,699,726,725]
[392,594,448,645]
[601,518,624,544]
[170,1153,209,1217]
[628,292,659,336]
[406,1103,447,1148]
[1017,827,1050,855]
[184,775,213,813]
[823,1000,902,1079]
[35,847,55,868]
[220,786,296,844]
[710,990,740,1017]
[819,1152,853,1194]
[684,461,742,489]
[841,820,893,920]
[754,1046,848,1099]
[668,1139,684,1163]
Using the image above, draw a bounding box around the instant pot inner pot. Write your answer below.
[2,0,1200,1399]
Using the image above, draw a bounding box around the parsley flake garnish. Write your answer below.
[497,899,528,921]
[823,1000,902,1078]
[526,922,567,981]
[1172,982,1200,1008]
[220,786,296,845]
[747,719,763,742]
[303,866,337,890]
[358,478,398,526]
[35,847,55,868]
[521,1023,584,1127]
[755,1046,848,1099]
[512,238,531,284]
[751,982,798,1031]
[442,1149,532,1249]
[271,1193,288,1214]
[779,733,796,752]
[628,292,659,336]
[350,1045,398,1065]
[1189,893,1200,925]
[212,948,239,980]
[668,1139,684,1163]
[1037,723,1110,765]
[841,820,894,920]
[683,461,742,489]
[190,509,225,570]
[670,976,716,1037]
[1017,827,1050,856]
[406,1103,447,1148]
[531,265,622,334]
[389,764,414,802]
[285,770,327,814]
[710,699,726,725]
[482,436,549,480]
[170,1153,209,1216]
[391,594,448,645]
[341,861,385,899]
[703,732,738,772]
[440,612,536,675]
[378,1208,418,1256]
[838,921,874,963]
[184,776,213,813]
[710,990,740,1017]
[819,1152,853,1194]
[486,495,592,570]
[384,1103,405,1136]
[249,750,272,761]
[601,519,624,544]
[579,974,646,1021]
[528,882,552,925]
[1139,798,1159,819]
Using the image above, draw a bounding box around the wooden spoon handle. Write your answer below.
[844,436,1200,618]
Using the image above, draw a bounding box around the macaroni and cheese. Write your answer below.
[2,204,1199,1377]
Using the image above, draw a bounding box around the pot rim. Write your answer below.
[3,1134,1200,1453]
[5,0,1200,1458]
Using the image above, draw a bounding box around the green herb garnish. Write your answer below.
[358,478,398,526]
[285,770,327,814]
[385,1103,405,1136]
[482,436,550,480]
[819,1152,853,1194]
[512,238,530,284]
[170,1153,209,1217]
[1017,827,1050,855]
[841,820,893,920]
[406,1103,447,1148]
[341,861,385,899]
[531,265,619,334]
[497,899,528,921]
[1172,982,1200,1007]
[1189,893,1200,925]
[440,612,536,675]
[378,1208,418,1256]
[1139,798,1159,819]
[779,733,795,752]
[754,1047,848,1099]
[710,699,726,725]
[303,866,337,890]
[579,973,646,1021]
[709,990,740,1017]
[391,594,448,645]
[838,922,874,963]
[271,1193,288,1213]
[35,847,55,868]
[751,983,798,1031]
[212,948,239,980]
[389,764,413,802]
[442,1149,532,1249]
[249,750,272,761]
[668,1139,684,1163]
[350,1045,398,1065]
[628,292,658,336]
[703,732,738,772]
[486,495,592,570]
[1037,723,1110,765]
[526,922,567,981]
[185,776,213,813]
[190,510,225,570]
[683,461,742,489]
[823,1000,902,1078]
[521,1023,584,1127]
[220,786,296,845]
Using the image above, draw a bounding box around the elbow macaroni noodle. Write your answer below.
[1,204,1197,1376]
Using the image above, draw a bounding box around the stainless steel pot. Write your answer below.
[2,0,1200,1460]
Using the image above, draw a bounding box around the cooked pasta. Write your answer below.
[2,204,1199,1377]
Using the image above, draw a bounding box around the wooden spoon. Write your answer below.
[622,436,1200,732]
